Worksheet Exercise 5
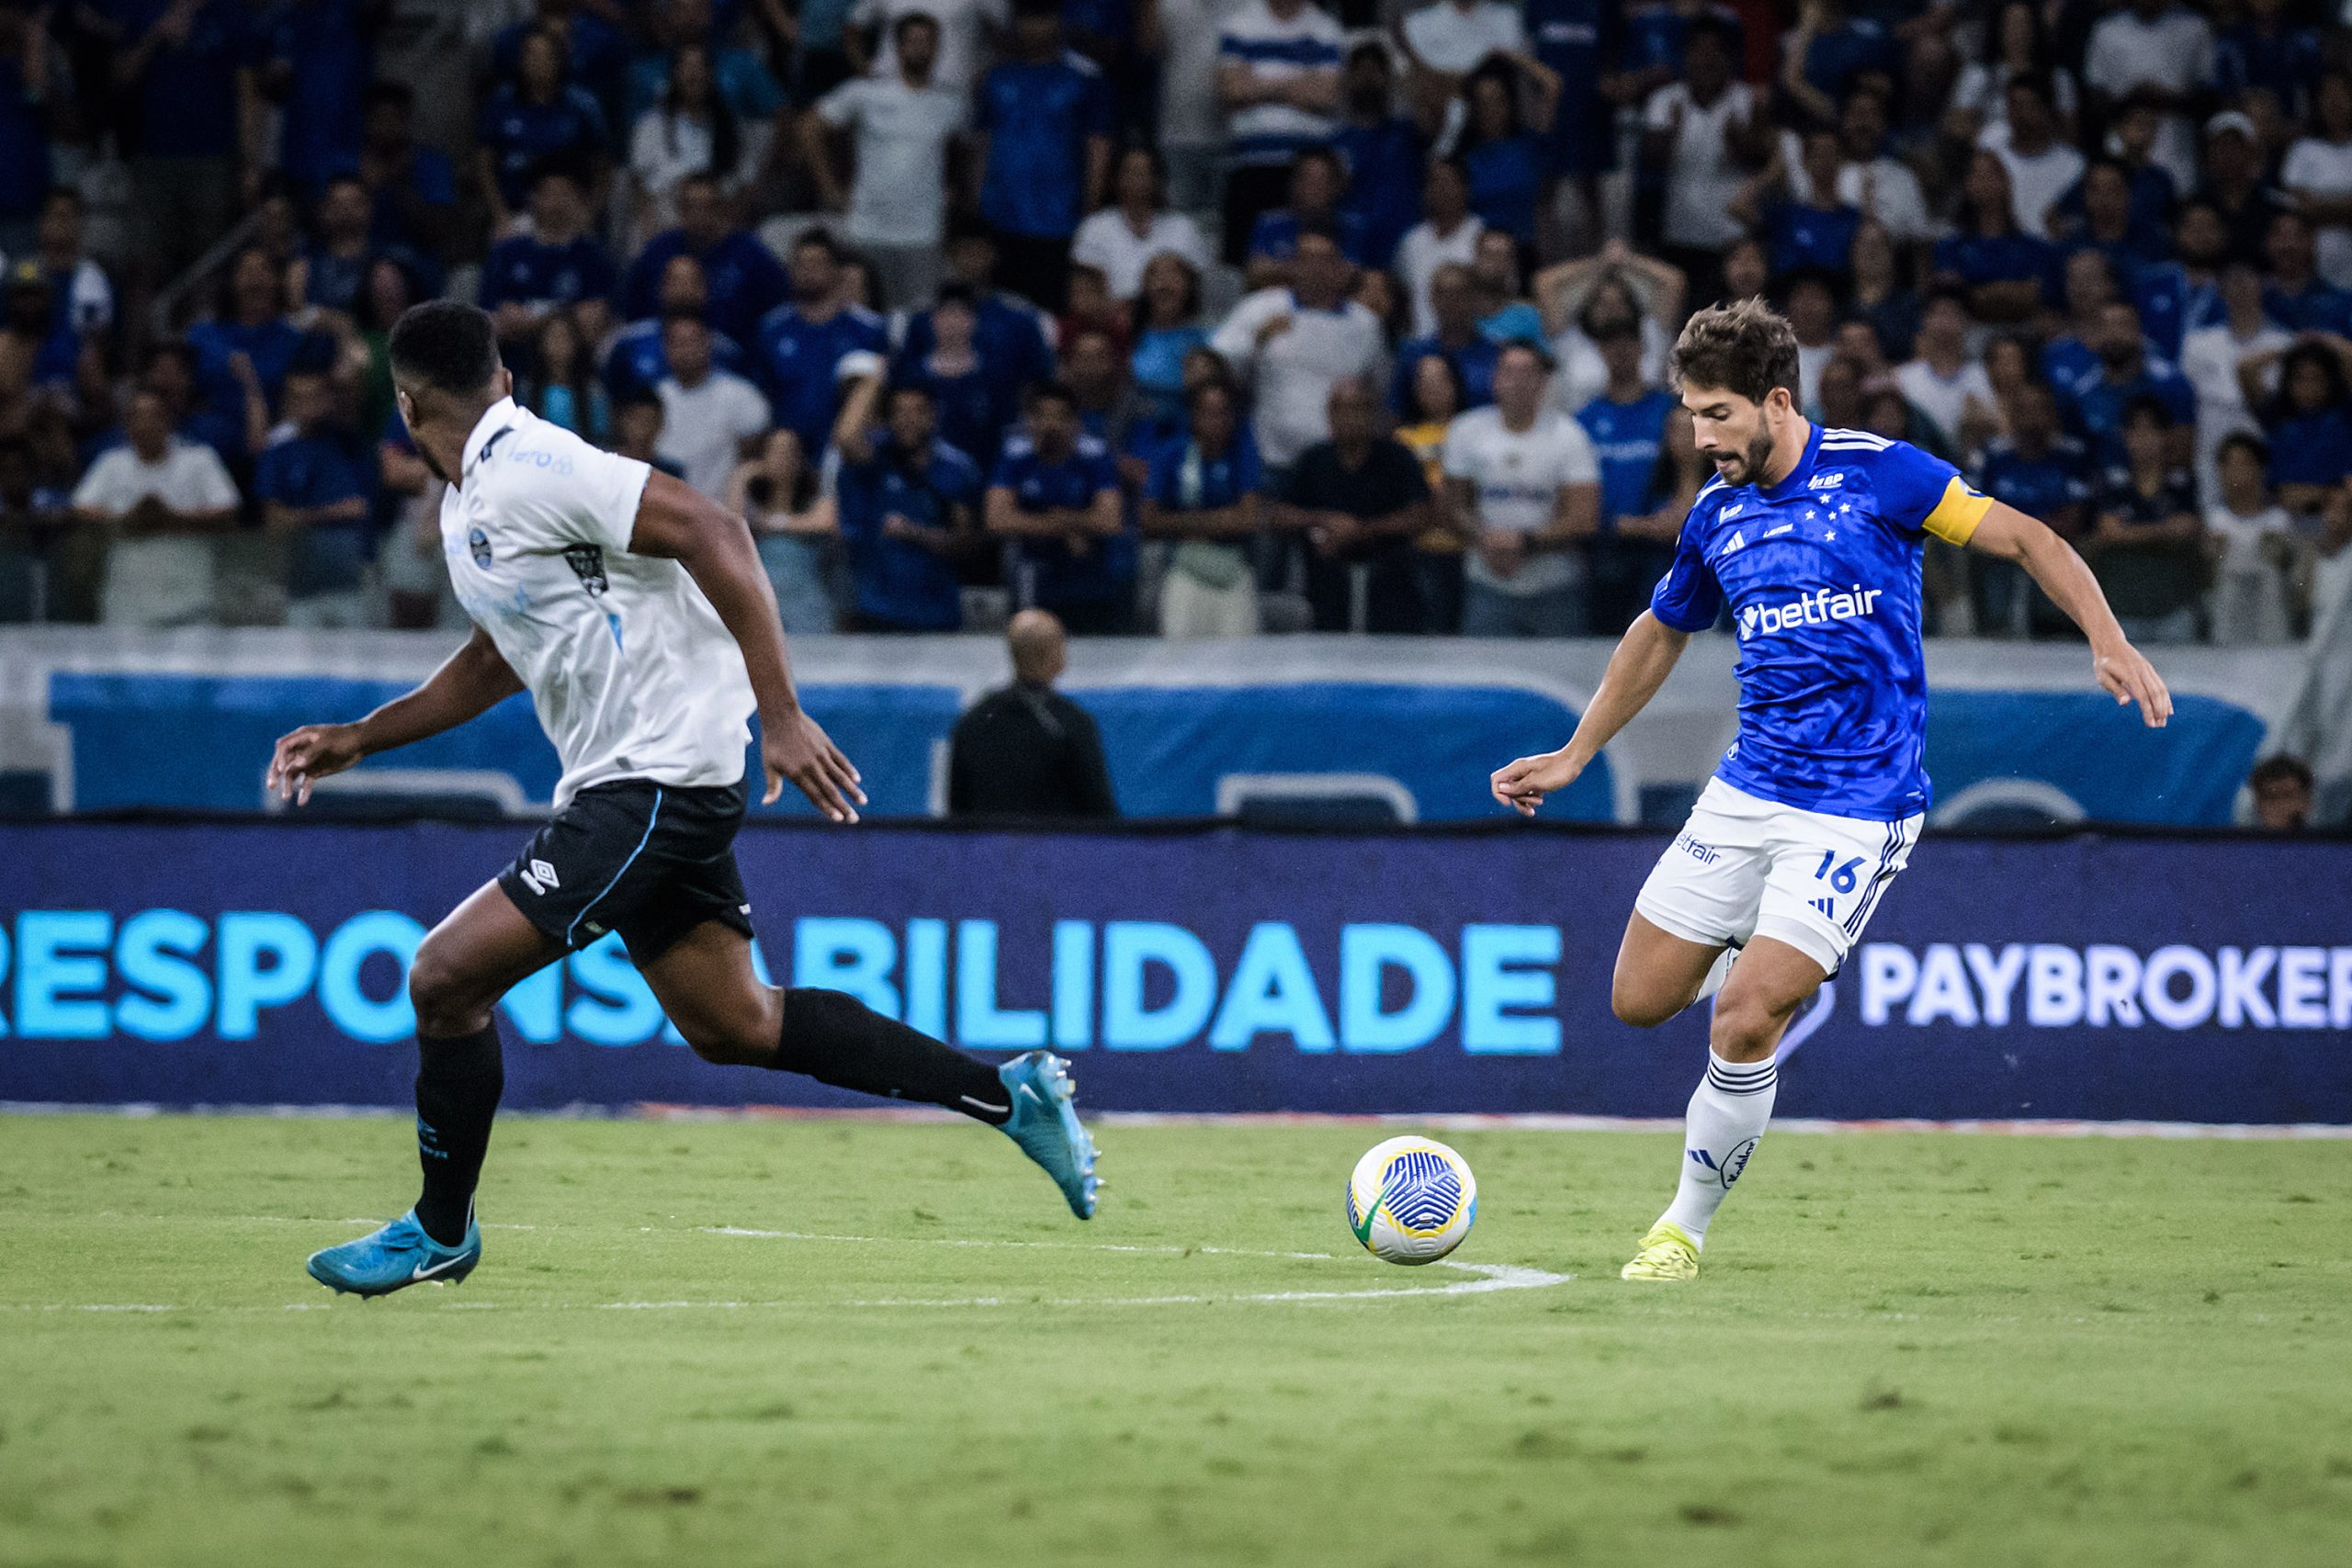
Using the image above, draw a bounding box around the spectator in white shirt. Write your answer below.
[1445,338,1600,637]
[1156,0,1240,215]
[1895,287,1998,454]
[850,0,1006,97]
[1071,145,1213,301]
[2082,0,2214,192]
[1396,0,1525,120]
[2181,260,2291,501]
[1208,224,1385,477]
[1979,74,2085,241]
[1948,0,2078,144]
[2205,431,2299,645]
[654,314,775,498]
[1216,0,1344,267]
[2280,70,2352,291]
[1641,18,1762,285]
[1395,156,1484,338]
[805,12,967,310]
[1792,87,1935,248]
[628,43,771,246]
[71,387,241,627]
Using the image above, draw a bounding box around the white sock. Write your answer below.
[1657,1052,1778,1247]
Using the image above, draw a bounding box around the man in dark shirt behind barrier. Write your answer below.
[947,609,1119,819]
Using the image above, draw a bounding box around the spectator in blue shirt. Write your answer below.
[2216,0,2322,121]
[494,0,633,116]
[1390,263,1498,415]
[2053,157,2173,285]
[2042,248,2120,400]
[2061,299,2196,466]
[520,309,612,441]
[479,171,618,346]
[1735,128,1862,284]
[476,27,610,233]
[974,0,1114,311]
[618,173,789,346]
[1142,378,1265,637]
[117,0,264,287]
[1574,299,1678,633]
[1248,146,1371,289]
[1127,254,1211,450]
[354,83,458,261]
[1332,41,1424,270]
[1454,58,1555,251]
[256,364,378,626]
[900,229,1059,394]
[2261,209,2352,336]
[2258,341,2352,516]
[988,382,1132,634]
[1970,378,2091,635]
[0,11,55,256]
[187,248,330,460]
[293,177,379,319]
[258,0,387,197]
[1781,0,1895,130]
[605,254,750,398]
[889,282,1023,475]
[1935,149,2060,324]
[830,371,983,633]
[753,227,888,453]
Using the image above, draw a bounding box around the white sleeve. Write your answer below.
[815,80,861,128]
[1441,416,1477,480]
[507,434,653,556]
[71,452,122,512]
[2282,141,2323,192]
[628,113,666,180]
[187,449,241,511]
[1642,86,1676,131]
[2083,26,2120,95]
[1209,296,1265,371]
[2186,18,2215,86]
[731,379,774,440]
[1554,419,1600,486]
[1069,212,1113,273]
[1494,7,1526,56]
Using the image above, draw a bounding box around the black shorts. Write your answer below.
[496,779,753,962]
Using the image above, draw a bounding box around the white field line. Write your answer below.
[0,1226,1570,1314]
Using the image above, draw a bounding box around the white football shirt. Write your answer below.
[1442,406,1598,597]
[439,397,753,809]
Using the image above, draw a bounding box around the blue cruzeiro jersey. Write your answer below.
[1648,423,1992,822]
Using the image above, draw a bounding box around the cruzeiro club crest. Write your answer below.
[563,544,609,597]
[468,527,492,570]
[1718,1136,1758,1189]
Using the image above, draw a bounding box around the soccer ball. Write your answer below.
[1346,1136,1476,1265]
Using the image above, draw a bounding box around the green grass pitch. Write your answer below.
[3,1112,2348,1568]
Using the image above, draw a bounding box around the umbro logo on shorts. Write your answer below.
[519,859,560,896]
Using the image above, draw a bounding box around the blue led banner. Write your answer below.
[2,822,2346,1122]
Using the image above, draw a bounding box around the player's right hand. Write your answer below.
[266,723,366,807]
[1490,750,1583,817]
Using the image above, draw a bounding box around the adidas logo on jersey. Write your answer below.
[1723,529,1747,555]
[1737,584,1885,640]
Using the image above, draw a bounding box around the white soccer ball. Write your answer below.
[1346,1136,1477,1265]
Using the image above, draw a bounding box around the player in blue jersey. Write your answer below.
[1489,300,2173,1281]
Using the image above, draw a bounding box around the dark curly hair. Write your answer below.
[1669,298,1801,407]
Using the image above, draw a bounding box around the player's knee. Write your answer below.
[1708,991,1783,1064]
[1610,974,1682,1029]
[408,941,491,1037]
[680,1019,773,1067]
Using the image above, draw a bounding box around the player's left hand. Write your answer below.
[1490,749,1584,817]
[2093,640,2172,728]
[763,707,866,823]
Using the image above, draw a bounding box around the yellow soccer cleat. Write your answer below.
[1620,1221,1701,1281]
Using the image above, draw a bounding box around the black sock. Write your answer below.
[773,987,1012,1124]
[413,1022,504,1246]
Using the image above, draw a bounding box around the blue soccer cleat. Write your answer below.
[997,1051,1101,1220]
[305,1210,481,1298]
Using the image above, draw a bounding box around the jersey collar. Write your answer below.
[1756,419,1823,505]
[460,396,521,480]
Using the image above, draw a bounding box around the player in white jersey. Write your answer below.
[270,304,1099,1298]
[1490,301,2171,1281]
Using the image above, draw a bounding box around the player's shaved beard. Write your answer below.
[1708,426,1777,489]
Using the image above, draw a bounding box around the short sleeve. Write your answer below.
[1647,511,1724,633]
[1145,444,1182,504]
[1553,418,1600,486]
[187,448,242,512]
[1872,440,1992,545]
[71,453,119,512]
[1441,415,1477,480]
[1642,86,1676,131]
[816,80,860,128]
[252,446,292,504]
[505,434,651,556]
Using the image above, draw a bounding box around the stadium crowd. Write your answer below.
[2,0,2352,644]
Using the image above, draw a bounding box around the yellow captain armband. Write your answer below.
[1921,477,1994,544]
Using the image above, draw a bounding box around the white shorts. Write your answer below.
[1634,778,1923,976]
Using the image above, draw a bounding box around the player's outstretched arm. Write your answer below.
[1490,611,1690,816]
[266,626,523,807]
[628,469,868,822]
[1966,500,2173,728]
